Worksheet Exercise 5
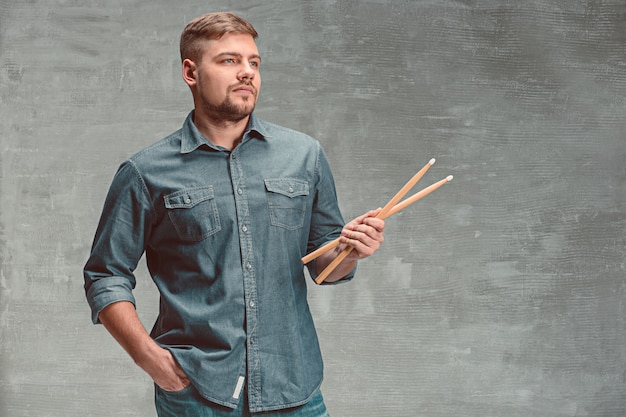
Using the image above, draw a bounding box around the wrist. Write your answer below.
[133,339,164,370]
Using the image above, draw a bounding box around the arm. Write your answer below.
[84,162,188,391]
[98,301,189,391]
[315,208,385,283]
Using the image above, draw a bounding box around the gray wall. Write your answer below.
[1,1,624,416]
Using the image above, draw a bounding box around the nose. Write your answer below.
[238,62,256,82]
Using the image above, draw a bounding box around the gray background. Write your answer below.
[1,0,625,416]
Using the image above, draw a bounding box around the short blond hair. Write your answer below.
[180,12,258,62]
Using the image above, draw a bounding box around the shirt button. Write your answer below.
[237,188,243,195]
[249,301,255,308]
[242,225,248,233]
[288,187,294,193]
[246,262,252,269]
[185,198,191,204]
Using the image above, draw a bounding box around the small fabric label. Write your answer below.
[232,376,245,399]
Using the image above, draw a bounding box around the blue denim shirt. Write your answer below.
[84,112,354,412]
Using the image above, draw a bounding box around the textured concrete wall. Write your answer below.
[1,1,625,416]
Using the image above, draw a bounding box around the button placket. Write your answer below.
[229,148,261,405]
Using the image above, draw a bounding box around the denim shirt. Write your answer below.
[84,112,354,412]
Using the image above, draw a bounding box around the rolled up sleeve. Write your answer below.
[84,160,154,324]
[305,144,356,285]
[85,276,136,324]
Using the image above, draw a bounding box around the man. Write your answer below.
[84,11,385,417]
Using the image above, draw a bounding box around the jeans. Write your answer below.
[155,384,331,417]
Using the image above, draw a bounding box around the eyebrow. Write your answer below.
[214,51,262,62]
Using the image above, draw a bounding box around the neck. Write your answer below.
[192,111,250,150]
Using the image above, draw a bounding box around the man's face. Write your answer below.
[191,32,261,123]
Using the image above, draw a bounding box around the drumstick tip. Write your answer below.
[446,175,454,182]
[429,158,436,165]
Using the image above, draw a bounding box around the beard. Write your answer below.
[201,88,257,124]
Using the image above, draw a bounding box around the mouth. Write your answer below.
[231,84,256,95]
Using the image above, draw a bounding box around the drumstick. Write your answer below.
[313,174,453,284]
[301,158,436,265]
[383,175,453,218]
[377,158,436,218]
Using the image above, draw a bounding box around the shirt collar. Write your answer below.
[180,111,270,154]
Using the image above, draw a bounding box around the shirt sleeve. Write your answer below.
[305,143,356,285]
[83,160,155,324]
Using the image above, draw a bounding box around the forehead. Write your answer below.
[203,32,259,58]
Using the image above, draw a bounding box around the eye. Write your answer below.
[223,58,236,64]
[250,60,260,68]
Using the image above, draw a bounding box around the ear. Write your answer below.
[182,58,197,88]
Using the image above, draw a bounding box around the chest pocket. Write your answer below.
[264,178,309,230]
[164,186,221,241]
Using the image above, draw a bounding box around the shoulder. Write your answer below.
[254,117,320,149]
[127,129,183,167]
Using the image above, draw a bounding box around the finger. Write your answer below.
[348,208,383,227]
[344,237,377,259]
[362,217,385,233]
[357,222,385,242]
[370,207,384,217]
[341,227,381,256]
[344,223,380,243]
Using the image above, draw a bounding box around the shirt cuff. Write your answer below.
[86,276,136,324]
[307,260,357,285]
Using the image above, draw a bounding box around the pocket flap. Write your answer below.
[164,186,215,209]
[264,179,309,198]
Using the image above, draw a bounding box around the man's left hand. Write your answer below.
[340,208,386,260]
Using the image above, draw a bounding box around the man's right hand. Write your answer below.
[98,301,191,392]
[142,346,191,392]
